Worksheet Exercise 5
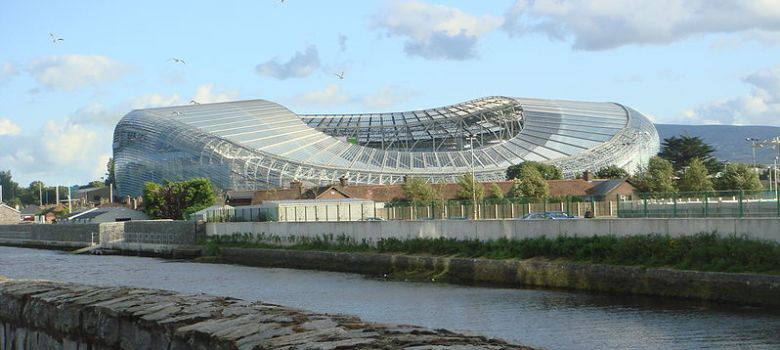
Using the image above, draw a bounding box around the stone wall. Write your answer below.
[207,218,780,244]
[0,276,528,349]
[0,224,99,249]
[0,221,202,252]
[219,248,780,306]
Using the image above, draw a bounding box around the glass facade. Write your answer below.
[113,96,660,197]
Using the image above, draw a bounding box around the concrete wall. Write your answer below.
[221,248,780,306]
[207,218,780,243]
[0,224,98,248]
[0,277,523,349]
[0,221,202,251]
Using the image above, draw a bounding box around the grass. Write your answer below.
[201,232,780,275]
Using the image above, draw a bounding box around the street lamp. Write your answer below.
[746,137,760,170]
[465,134,477,220]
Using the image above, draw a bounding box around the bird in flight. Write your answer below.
[334,71,344,80]
[189,100,200,105]
[169,58,186,64]
[49,33,63,43]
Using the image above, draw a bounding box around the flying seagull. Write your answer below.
[49,33,63,43]
[334,71,344,80]
[169,58,186,64]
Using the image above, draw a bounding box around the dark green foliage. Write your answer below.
[401,177,440,205]
[143,178,216,219]
[659,135,722,174]
[104,157,115,187]
[508,166,548,199]
[203,233,780,274]
[0,170,22,204]
[487,183,505,201]
[634,156,676,193]
[456,173,484,202]
[716,163,763,191]
[506,161,562,180]
[595,165,629,179]
[678,157,713,192]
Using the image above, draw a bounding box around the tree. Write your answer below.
[88,180,106,188]
[104,158,115,187]
[716,163,762,191]
[506,161,562,180]
[659,135,721,174]
[142,178,216,219]
[677,158,714,192]
[508,166,548,199]
[595,165,628,179]
[0,170,22,204]
[487,183,505,201]
[635,156,676,193]
[400,177,439,205]
[456,173,484,203]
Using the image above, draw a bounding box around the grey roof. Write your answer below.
[589,179,628,196]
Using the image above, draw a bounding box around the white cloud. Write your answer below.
[374,0,503,60]
[255,46,321,80]
[130,93,181,109]
[0,62,17,84]
[0,118,21,136]
[504,0,780,50]
[338,34,348,52]
[682,65,780,126]
[0,121,111,185]
[361,86,416,109]
[28,55,130,91]
[191,84,239,104]
[292,84,351,108]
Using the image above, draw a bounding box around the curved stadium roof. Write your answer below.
[113,96,659,197]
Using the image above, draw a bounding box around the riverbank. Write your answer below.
[0,276,531,349]
[208,247,780,306]
[2,227,779,306]
[199,233,780,305]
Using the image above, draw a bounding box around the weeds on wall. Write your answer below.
[202,232,780,274]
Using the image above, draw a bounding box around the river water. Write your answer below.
[0,246,778,350]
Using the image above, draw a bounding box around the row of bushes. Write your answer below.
[202,233,780,274]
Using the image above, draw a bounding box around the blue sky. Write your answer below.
[1,0,780,186]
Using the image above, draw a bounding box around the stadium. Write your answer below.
[113,96,660,197]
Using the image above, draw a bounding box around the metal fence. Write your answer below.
[618,190,780,218]
[205,196,615,222]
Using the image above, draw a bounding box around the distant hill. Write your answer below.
[655,124,780,166]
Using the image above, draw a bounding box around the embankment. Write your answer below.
[0,276,529,349]
[218,248,780,306]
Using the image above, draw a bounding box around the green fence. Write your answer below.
[384,196,612,220]
[618,190,780,218]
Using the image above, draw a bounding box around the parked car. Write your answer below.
[520,211,578,220]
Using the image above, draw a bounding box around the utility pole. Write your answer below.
[39,182,43,206]
[466,134,477,220]
[746,137,760,171]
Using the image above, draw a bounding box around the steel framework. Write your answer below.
[113,96,660,197]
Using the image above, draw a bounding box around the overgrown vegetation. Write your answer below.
[202,232,780,274]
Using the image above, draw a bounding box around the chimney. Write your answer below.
[290,180,303,196]
[583,170,592,182]
[338,175,348,188]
